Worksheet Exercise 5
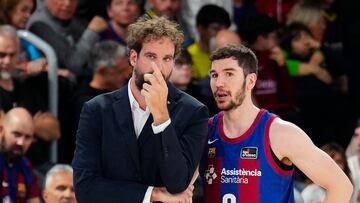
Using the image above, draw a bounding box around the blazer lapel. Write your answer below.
[112,87,140,171]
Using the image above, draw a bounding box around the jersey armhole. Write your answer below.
[264,115,294,176]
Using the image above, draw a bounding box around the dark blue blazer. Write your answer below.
[72,83,209,203]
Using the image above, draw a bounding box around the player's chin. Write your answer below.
[216,102,230,110]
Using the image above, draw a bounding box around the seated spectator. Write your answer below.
[0,0,47,77]
[279,21,351,147]
[279,23,332,83]
[27,0,108,77]
[187,4,230,82]
[0,24,24,111]
[42,164,77,203]
[100,0,141,45]
[0,107,41,203]
[237,12,299,123]
[169,49,201,98]
[180,0,233,41]
[0,25,61,167]
[287,2,346,89]
[146,0,192,46]
[348,119,360,203]
[301,143,352,203]
[71,40,130,124]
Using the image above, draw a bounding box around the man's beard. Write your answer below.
[134,67,170,91]
[1,136,23,163]
[215,80,246,111]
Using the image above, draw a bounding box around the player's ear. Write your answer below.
[129,49,138,67]
[246,73,257,90]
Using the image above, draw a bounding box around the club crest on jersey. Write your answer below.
[208,147,216,158]
[241,147,258,159]
[205,165,217,184]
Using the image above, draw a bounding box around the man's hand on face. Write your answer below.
[141,62,170,125]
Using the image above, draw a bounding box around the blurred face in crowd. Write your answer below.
[129,37,175,91]
[256,31,277,51]
[9,0,34,29]
[46,0,77,21]
[0,109,34,163]
[308,17,326,42]
[354,127,360,157]
[210,58,248,111]
[107,0,140,27]
[200,23,227,51]
[0,35,19,73]
[169,62,192,89]
[214,30,242,49]
[43,171,77,203]
[103,56,130,91]
[149,0,182,19]
[291,31,314,57]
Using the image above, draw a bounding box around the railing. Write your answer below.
[17,30,58,163]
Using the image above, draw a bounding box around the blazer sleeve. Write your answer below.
[72,102,148,203]
[157,104,209,193]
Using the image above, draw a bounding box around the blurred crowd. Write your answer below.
[1,0,360,202]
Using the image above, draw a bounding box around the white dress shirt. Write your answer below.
[127,80,171,203]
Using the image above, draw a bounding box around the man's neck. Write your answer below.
[111,20,128,38]
[222,101,260,139]
[199,38,210,53]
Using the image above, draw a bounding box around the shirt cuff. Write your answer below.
[152,119,171,134]
[142,186,154,203]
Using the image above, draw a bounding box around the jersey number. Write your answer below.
[223,193,236,203]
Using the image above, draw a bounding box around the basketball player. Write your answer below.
[200,44,352,203]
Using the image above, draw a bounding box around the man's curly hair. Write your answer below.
[127,15,184,57]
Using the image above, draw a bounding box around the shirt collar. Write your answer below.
[128,78,138,110]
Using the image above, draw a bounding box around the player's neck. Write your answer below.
[223,102,259,138]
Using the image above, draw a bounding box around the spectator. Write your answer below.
[180,0,233,40]
[213,29,242,50]
[27,0,108,77]
[100,0,141,45]
[0,0,36,29]
[187,4,231,81]
[0,107,41,203]
[147,0,182,20]
[71,40,129,131]
[43,164,77,203]
[0,0,48,77]
[287,2,326,42]
[0,24,60,168]
[146,0,193,47]
[279,21,351,147]
[279,23,331,83]
[238,12,299,123]
[169,49,197,93]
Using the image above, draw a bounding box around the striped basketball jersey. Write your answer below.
[201,109,294,203]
